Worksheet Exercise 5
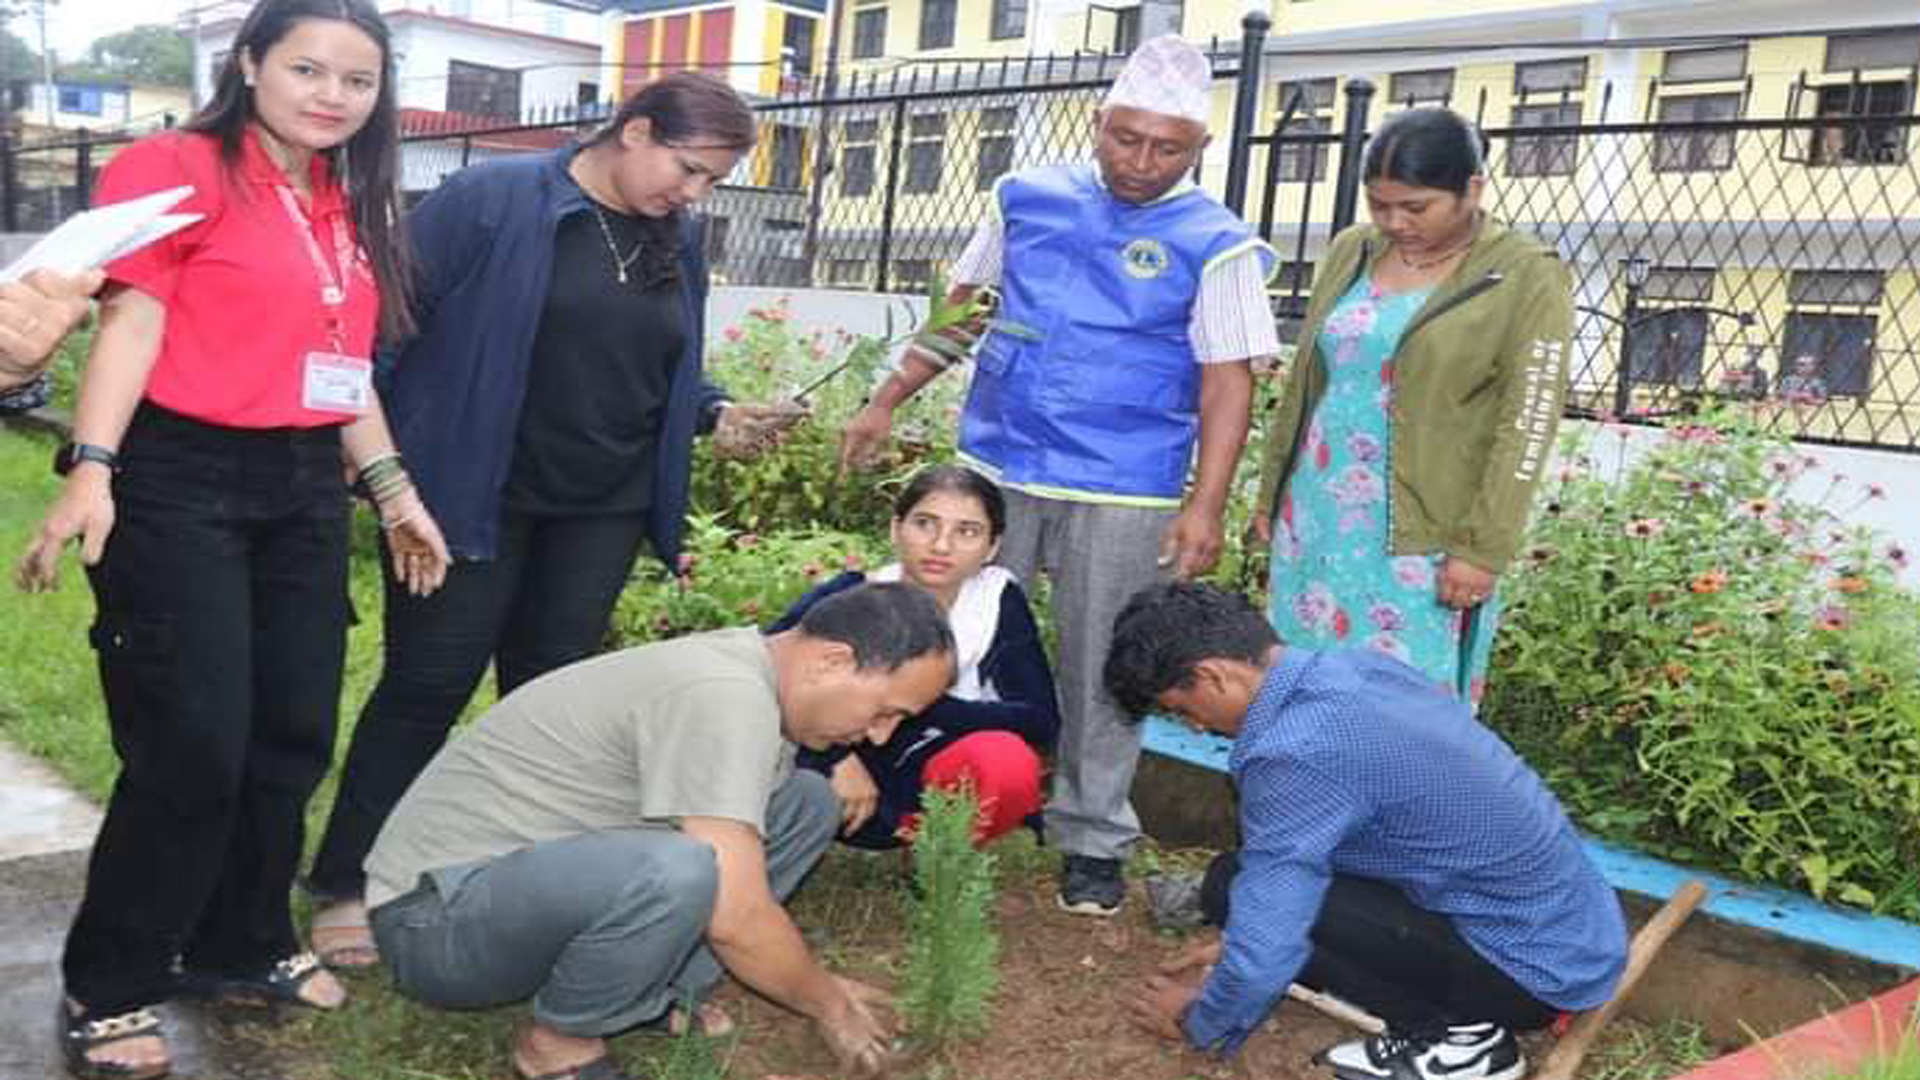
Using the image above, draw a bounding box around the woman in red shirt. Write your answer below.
[19,0,447,1075]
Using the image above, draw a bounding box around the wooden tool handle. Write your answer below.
[1534,879,1710,1080]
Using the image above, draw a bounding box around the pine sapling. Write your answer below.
[900,785,1000,1045]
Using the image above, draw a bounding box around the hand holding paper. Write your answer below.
[0,185,201,284]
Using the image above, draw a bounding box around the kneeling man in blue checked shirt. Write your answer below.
[1105,582,1627,1080]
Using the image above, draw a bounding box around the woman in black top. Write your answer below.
[306,72,801,967]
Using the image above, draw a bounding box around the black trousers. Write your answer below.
[306,510,650,899]
[63,404,351,1014]
[1201,852,1560,1036]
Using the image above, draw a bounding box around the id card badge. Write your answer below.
[302,351,373,414]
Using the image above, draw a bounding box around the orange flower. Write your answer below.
[1689,570,1728,594]
[1830,576,1869,595]
[1663,662,1690,683]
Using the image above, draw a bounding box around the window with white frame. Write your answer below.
[852,7,887,59]
[1626,267,1718,387]
[1387,69,1453,108]
[920,0,957,50]
[1274,78,1334,182]
[990,0,1028,41]
[1661,45,1747,84]
[1653,93,1741,171]
[840,118,879,198]
[904,112,947,194]
[1809,81,1912,166]
[976,106,1017,190]
[1781,270,1883,398]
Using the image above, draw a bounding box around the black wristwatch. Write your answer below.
[53,441,120,477]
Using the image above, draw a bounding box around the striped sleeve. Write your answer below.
[1191,247,1281,364]
[949,218,1005,288]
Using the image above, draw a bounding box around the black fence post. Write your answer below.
[1223,9,1270,216]
[460,133,473,169]
[1,133,16,233]
[876,97,907,294]
[76,128,94,210]
[1329,78,1374,235]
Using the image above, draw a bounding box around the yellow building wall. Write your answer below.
[1274,0,1579,36]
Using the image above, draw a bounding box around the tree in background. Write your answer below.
[59,25,188,87]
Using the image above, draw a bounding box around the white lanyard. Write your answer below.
[275,184,359,350]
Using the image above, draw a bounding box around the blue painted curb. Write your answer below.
[1140,716,1920,972]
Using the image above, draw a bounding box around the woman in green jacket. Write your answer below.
[1253,107,1573,706]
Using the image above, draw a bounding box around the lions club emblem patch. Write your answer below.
[1121,238,1170,280]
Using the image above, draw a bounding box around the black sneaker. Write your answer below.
[1318,1022,1525,1080]
[1056,855,1124,916]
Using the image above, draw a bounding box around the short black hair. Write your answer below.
[797,581,955,671]
[1364,106,1486,196]
[1103,582,1278,719]
[892,464,1007,539]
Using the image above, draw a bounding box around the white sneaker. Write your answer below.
[1319,1022,1525,1080]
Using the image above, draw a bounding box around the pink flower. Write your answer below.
[736,532,760,548]
[1887,544,1909,569]
[723,326,743,342]
[1367,602,1405,632]
[844,552,865,570]
[1625,518,1666,539]
[1814,604,1850,631]
[677,552,699,575]
[1866,483,1886,500]
[1391,556,1433,588]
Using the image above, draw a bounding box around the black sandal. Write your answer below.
[58,1001,170,1080]
[181,951,341,1011]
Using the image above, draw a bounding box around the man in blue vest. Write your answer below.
[840,35,1278,916]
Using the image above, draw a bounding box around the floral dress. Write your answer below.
[1267,275,1502,706]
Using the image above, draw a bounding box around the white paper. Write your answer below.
[1,185,201,284]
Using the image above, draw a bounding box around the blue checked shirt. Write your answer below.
[1182,648,1627,1054]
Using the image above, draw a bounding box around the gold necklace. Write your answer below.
[588,203,643,284]
[1395,238,1472,271]
[1394,215,1482,271]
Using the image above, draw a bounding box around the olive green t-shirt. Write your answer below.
[364,627,793,908]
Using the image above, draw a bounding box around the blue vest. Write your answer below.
[960,164,1272,502]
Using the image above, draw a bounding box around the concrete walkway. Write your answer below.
[0,740,300,1079]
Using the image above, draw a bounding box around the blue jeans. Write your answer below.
[370,771,839,1036]
[62,403,351,1014]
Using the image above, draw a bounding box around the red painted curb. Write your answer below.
[1667,978,1919,1080]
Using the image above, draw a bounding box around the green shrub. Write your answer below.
[1484,407,1920,917]
[609,514,890,645]
[692,296,965,535]
[901,787,1000,1044]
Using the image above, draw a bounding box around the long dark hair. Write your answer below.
[189,0,414,341]
[1363,107,1487,196]
[586,72,758,289]
[893,465,1007,540]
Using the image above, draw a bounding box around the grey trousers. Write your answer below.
[369,770,840,1036]
[995,488,1176,862]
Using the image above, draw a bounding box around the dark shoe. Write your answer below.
[179,951,341,1011]
[1056,854,1124,916]
[58,1001,170,1080]
[1318,1023,1525,1080]
[515,1054,639,1080]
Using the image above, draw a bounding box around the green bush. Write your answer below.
[1484,408,1920,917]
[609,514,890,645]
[692,297,964,535]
